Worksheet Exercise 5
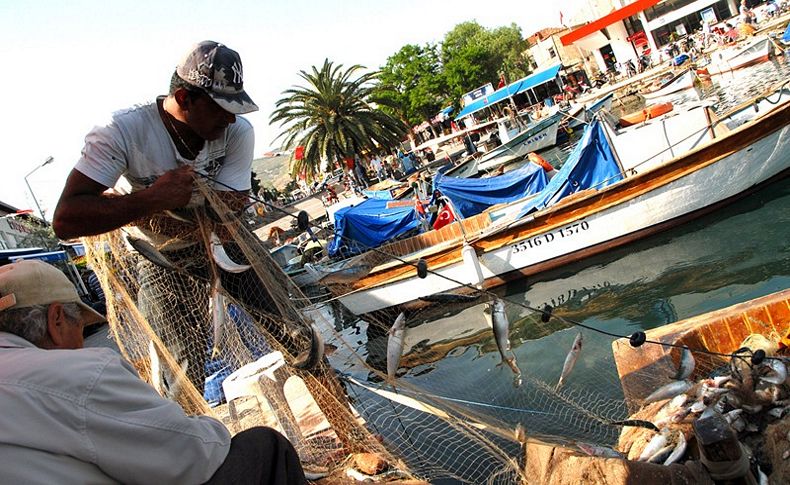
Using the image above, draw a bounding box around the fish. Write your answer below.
[148,340,188,400]
[491,299,521,379]
[638,430,669,462]
[386,312,407,380]
[419,292,482,304]
[319,264,372,285]
[609,419,658,432]
[209,232,251,273]
[675,347,695,380]
[209,277,226,359]
[126,235,177,270]
[644,380,692,404]
[556,332,583,391]
[292,322,325,370]
[663,431,687,466]
[759,359,787,385]
[577,442,624,459]
[163,209,194,223]
[647,444,674,464]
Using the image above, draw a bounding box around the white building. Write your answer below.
[560,0,740,73]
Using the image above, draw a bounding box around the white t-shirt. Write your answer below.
[75,98,254,247]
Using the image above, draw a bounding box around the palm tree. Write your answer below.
[271,59,408,181]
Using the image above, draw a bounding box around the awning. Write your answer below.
[560,0,660,46]
[455,64,562,120]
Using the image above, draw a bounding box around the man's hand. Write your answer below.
[147,165,195,211]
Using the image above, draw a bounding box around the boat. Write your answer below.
[618,102,674,127]
[566,93,615,130]
[613,287,790,404]
[327,84,790,316]
[475,112,562,172]
[640,69,696,100]
[697,35,774,76]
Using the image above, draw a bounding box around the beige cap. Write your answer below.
[0,260,105,326]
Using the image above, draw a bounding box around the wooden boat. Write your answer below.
[612,287,790,405]
[328,85,790,316]
[640,69,696,100]
[697,35,773,76]
[618,102,674,127]
[566,93,615,130]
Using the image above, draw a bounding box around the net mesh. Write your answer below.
[84,168,787,483]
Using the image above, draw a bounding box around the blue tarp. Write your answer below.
[455,64,563,119]
[783,22,790,43]
[361,189,395,200]
[328,198,421,257]
[434,162,548,218]
[516,119,623,219]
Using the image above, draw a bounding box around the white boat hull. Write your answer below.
[703,36,772,75]
[338,111,789,315]
[642,70,696,100]
[477,118,560,171]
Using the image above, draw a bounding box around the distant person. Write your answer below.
[0,260,306,484]
[740,0,755,25]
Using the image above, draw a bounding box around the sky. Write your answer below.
[0,0,588,218]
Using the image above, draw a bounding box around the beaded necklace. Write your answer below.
[163,107,201,160]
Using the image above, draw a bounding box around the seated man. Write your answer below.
[0,260,306,485]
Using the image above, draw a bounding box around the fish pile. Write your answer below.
[617,344,790,474]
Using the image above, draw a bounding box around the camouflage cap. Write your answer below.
[176,40,258,115]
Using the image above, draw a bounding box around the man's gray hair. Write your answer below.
[0,303,83,345]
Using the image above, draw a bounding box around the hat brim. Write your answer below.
[210,90,259,115]
[76,301,107,327]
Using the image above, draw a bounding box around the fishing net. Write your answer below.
[83,89,790,484]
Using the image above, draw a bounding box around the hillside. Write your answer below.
[252,155,291,189]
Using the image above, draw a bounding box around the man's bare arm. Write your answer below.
[53,167,195,240]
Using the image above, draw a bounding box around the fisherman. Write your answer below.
[52,41,289,394]
[0,260,306,484]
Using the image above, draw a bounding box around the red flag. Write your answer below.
[294,146,305,160]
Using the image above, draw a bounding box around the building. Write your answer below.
[560,0,740,74]
[0,201,45,249]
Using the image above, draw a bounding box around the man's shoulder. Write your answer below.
[108,101,158,126]
[227,115,254,138]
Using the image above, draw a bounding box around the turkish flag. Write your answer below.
[294,146,305,160]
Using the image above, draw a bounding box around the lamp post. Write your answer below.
[24,156,54,225]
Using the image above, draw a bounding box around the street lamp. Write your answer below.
[24,156,55,225]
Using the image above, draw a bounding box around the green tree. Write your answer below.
[271,59,408,181]
[441,22,531,106]
[374,43,447,128]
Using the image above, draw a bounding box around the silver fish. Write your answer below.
[663,431,687,466]
[644,380,692,404]
[491,299,521,379]
[556,332,583,391]
[577,442,624,459]
[675,347,695,380]
[163,209,194,223]
[292,323,325,370]
[387,312,407,380]
[759,359,787,385]
[319,264,372,285]
[638,430,669,462]
[210,232,251,273]
[126,235,177,270]
[648,444,674,464]
[209,278,226,359]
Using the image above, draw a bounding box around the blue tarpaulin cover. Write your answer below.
[434,162,548,218]
[361,189,395,200]
[455,64,562,119]
[783,22,790,43]
[516,119,623,219]
[328,198,421,257]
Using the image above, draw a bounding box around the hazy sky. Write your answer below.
[0,0,587,215]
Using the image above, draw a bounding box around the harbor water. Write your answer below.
[323,52,790,483]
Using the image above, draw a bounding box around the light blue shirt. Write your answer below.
[0,332,230,484]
